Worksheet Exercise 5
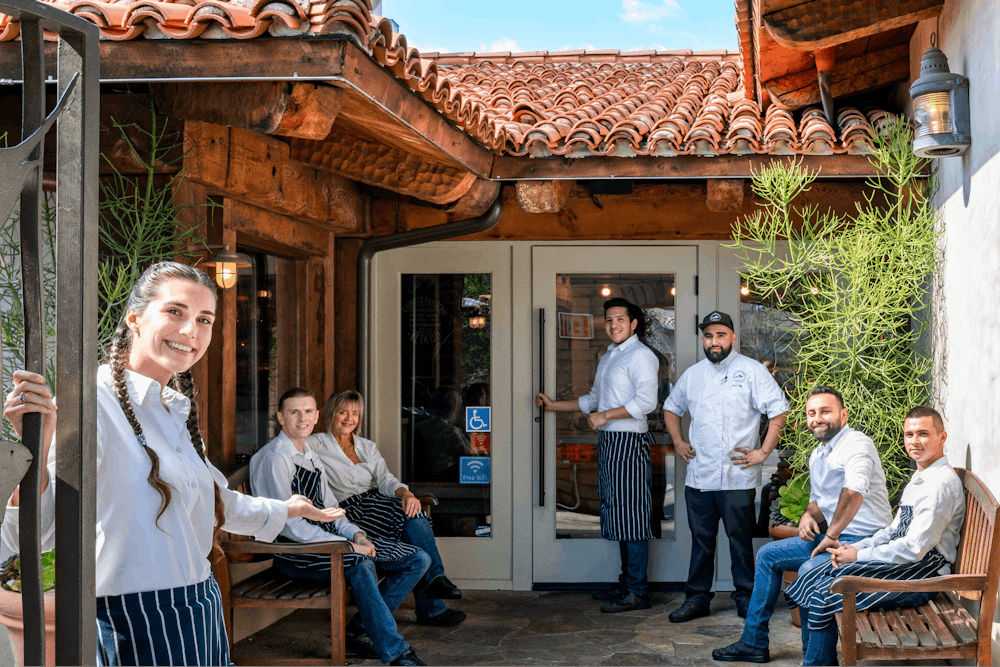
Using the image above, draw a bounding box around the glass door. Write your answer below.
[532,246,697,584]
[372,245,512,584]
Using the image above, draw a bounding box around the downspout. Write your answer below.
[815,47,836,125]
[357,196,504,433]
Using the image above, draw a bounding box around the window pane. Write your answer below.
[401,274,492,538]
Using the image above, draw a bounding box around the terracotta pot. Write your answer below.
[0,588,56,666]
[781,570,801,627]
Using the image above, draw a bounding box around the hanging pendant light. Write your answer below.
[909,38,971,158]
[201,245,252,289]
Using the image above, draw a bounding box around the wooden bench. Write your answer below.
[214,464,436,666]
[831,467,1000,665]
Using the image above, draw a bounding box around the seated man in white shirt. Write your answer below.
[786,405,965,665]
[250,389,428,666]
[713,385,893,663]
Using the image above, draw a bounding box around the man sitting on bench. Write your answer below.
[250,388,428,666]
[785,405,966,666]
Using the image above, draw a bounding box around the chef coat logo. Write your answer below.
[732,370,746,387]
[709,312,722,321]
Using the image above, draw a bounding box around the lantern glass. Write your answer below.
[913,92,952,138]
[216,262,238,289]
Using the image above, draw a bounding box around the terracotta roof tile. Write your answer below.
[2,0,890,159]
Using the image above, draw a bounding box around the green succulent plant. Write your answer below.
[777,473,811,525]
[1,551,55,593]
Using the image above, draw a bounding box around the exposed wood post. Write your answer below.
[706,179,745,212]
[515,179,575,213]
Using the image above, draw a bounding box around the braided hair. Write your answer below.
[105,261,226,560]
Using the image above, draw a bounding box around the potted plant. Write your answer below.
[0,551,56,666]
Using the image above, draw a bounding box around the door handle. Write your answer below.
[537,307,545,507]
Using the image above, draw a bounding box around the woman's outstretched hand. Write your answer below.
[284,494,345,522]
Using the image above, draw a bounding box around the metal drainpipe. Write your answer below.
[357,196,504,433]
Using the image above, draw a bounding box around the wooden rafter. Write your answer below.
[762,0,943,50]
[764,43,910,109]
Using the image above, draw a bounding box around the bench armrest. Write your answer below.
[416,494,438,507]
[831,573,987,594]
[222,539,355,556]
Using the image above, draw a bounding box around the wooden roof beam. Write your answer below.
[764,43,910,109]
[762,0,943,50]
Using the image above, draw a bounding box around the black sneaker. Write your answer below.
[712,640,770,663]
[344,633,379,660]
[389,648,426,666]
[668,600,711,623]
[600,592,652,613]
[421,575,462,599]
[591,586,624,601]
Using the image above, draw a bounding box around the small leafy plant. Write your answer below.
[1,551,55,592]
[777,473,811,524]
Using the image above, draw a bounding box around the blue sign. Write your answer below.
[459,456,491,484]
[465,406,491,432]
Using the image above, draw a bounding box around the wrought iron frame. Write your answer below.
[0,0,98,664]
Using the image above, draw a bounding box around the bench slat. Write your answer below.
[275,581,323,600]
[935,595,978,644]
[900,607,938,647]
[854,611,881,646]
[919,601,958,647]
[884,610,918,647]
[868,610,899,647]
[231,571,286,597]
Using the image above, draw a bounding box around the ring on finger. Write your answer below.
[19,392,25,404]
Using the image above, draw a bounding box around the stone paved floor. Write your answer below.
[234,590,810,665]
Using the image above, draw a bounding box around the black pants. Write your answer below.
[683,486,756,606]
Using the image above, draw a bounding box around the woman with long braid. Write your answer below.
[2,261,342,666]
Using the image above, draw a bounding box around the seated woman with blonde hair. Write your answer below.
[309,390,466,627]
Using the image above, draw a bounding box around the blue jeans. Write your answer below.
[740,533,864,650]
[684,487,757,605]
[275,550,430,663]
[617,540,650,596]
[401,516,448,619]
[801,590,938,665]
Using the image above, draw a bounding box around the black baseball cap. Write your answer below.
[698,310,735,332]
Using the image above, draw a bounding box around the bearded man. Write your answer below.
[663,310,790,622]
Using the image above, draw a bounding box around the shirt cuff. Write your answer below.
[855,547,874,562]
[256,499,290,543]
[577,395,595,414]
[623,399,645,421]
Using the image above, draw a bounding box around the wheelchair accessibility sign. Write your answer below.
[459,456,491,484]
[465,406,491,432]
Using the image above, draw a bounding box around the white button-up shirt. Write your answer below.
[852,457,965,572]
[576,334,659,433]
[1,365,288,598]
[808,425,893,538]
[308,432,408,501]
[664,352,789,490]
[249,432,364,543]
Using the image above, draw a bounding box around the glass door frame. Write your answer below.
[371,243,513,588]
[531,245,699,585]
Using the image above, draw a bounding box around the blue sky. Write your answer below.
[379,1,740,54]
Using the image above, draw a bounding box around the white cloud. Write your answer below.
[410,44,451,54]
[620,0,682,24]
[488,37,521,52]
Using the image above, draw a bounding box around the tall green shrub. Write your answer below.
[727,117,939,499]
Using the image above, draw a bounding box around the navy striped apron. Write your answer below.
[597,430,654,541]
[96,576,232,666]
[273,466,420,575]
[786,506,949,630]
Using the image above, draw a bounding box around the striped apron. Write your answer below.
[786,505,949,630]
[273,466,421,575]
[597,430,655,542]
[96,576,232,666]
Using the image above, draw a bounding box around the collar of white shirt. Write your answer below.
[274,430,321,463]
[125,369,190,420]
[815,423,853,452]
[608,333,640,353]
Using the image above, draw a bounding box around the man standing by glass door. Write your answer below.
[663,311,789,622]
[536,298,659,612]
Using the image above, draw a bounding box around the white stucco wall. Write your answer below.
[913,0,1000,660]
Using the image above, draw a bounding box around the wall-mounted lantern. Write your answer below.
[909,43,970,158]
[201,244,252,289]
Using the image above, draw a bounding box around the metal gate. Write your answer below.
[0,1,98,663]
